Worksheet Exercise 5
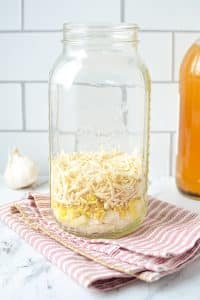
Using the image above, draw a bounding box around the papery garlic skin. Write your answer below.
[4,148,39,189]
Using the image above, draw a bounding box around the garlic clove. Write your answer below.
[4,148,39,189]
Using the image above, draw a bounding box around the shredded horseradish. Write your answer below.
[51,150,146,233]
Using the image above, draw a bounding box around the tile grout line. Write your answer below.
[140,29,200,33]
[0,130,48,133]
[151,130,176,134]
[152,80,178,84]
[0,26,200,34]
[0,80,178,84]
[169,132,174,176]
[0,30,62,33]
[21,82,26,130]
[171,32,175,81]
[0,129,176,134]
[0,29,200,34]
[120,0,125,22]
[21,0,24,30]
[0,81,48,84]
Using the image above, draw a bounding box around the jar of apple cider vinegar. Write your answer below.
[176,40,200,197]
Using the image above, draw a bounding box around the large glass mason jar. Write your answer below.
[49,23,151,238]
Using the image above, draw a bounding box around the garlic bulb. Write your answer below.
[4,148,39,189]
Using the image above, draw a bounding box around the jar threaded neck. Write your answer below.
[62,23,139,44]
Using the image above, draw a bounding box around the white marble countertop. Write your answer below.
[1,176,200,300]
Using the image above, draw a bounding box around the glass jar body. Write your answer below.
[176,40,200,197]
[49,24,151,238]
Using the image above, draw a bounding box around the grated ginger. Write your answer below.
[51,150,143,212]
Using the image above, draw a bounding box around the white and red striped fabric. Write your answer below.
[0,193,200,291]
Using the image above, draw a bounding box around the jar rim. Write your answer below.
[62,23,139,43]
[63,23,139,31]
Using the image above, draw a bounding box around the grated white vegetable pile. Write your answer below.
[51,150,143,209]
[51,150,147,237]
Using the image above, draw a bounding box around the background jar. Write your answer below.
[49,23,151,238]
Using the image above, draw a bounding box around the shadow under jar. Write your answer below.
[49,23,151,238]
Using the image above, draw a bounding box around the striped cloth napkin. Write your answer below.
[1,193,200,291]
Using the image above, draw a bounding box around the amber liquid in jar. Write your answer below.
[176,41,200,197]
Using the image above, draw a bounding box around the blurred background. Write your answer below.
[0,0,199,180]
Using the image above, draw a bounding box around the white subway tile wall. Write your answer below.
[0,84,22,130]
[140,32,172,81]
[0,0,21,30]
[151,83,179,131]
[149,133,170,179]
[125,0,200,30]
[0,33,60,80]
[25,83,48,130]
[24,0,121,29]
[0,0,199,179]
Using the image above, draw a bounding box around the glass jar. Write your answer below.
[176,40,200,197]
[49,23,151,238]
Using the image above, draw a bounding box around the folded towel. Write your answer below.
[0,193,200,291]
